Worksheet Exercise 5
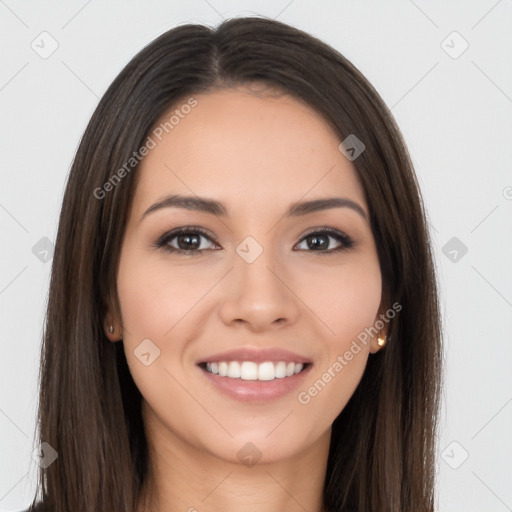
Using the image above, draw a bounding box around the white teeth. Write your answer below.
[275,361,287,378]
[227,361,241,378]
[218,361,228,377]
[257,362,274,381]
[204,361,306,380]
[240,361,258,380]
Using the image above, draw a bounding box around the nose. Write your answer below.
[218,245,300,333]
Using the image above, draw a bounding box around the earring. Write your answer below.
[109,325,114,334]
[377,332,386,348]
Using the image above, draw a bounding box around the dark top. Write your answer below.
[18,503,47,512]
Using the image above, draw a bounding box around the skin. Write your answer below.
[105,85,388,512]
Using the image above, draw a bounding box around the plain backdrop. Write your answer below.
[1,1,511,511]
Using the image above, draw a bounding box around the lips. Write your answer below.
[198,358,312,403]
[195,346,313,402]
[196,347,312,365]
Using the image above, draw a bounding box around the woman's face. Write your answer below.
[110,86,386,465]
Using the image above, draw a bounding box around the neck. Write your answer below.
[136,402,331,512]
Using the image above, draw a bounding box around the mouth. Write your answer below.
[197,360,313,403]
[198,360,312,381]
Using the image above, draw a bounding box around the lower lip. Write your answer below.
[198,364,312,403]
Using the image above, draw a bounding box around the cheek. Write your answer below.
[116,248,204,340]
[296,257,381,413]
[304,255,382,343]
[115,249,201,404]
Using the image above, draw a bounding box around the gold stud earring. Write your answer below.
[377,332,386,348]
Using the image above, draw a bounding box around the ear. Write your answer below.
[369,303,390,354]
[104,293,123,342]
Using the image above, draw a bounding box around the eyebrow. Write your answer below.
[140,194,368,224]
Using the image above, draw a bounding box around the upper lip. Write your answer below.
[197,347,312,365]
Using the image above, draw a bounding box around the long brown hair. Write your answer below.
[30,16,443,512]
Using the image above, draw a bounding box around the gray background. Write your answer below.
[1,1,511,511]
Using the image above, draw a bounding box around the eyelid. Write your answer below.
[295,226,354,252]
[299,226,349,238]
[154,225,220,248]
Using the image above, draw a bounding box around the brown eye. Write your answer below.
[154,227,219,255]
[294,228,354,253]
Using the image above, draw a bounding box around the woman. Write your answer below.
[25,16,442,512]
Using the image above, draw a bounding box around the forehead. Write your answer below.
[131,87,367,217]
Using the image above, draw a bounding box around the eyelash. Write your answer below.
[152,225,355,256]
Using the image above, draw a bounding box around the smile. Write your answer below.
[203,361,307,381]
[198,361,312,403]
